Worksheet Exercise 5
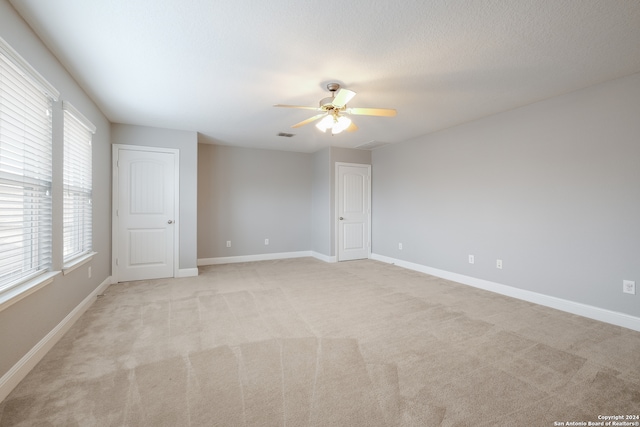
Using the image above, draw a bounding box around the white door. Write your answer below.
[337,163,371,261]
[113,147,178,282]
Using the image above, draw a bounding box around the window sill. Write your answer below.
[0,271,61,313]
[62,252,97,275]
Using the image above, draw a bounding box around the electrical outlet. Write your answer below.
[496,259,503,269]
[468,255,474,264]
[264,238,269,245]
[623,280,636,295]
[88,266,92,278]
[226,240,231,248]
[398,243,403,250]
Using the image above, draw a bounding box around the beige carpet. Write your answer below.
[1,258,639,426]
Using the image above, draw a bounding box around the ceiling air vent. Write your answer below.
[355,140,389,150]
[277,132,295,138]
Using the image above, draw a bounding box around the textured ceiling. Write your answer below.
[8,0,640,153]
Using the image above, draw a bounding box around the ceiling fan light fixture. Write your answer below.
[331,116,352,134]
[315,115,334,132]
[275,83,396,135]
[315,114,352,134]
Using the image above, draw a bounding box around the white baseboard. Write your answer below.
[198,251,313,266]
[0,276,112,403]
[370,253,640,332]
[176,268,199,278]
[311,252,336,263]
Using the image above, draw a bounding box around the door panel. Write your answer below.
[343,223,365,250]
[337,164,370,261]
[116,148,176,281]
[344,173,364,213]
[128,229,167,265]
[130,160,165,213]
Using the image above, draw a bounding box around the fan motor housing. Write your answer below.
[319,97,337,109]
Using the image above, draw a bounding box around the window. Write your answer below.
[63,102,95,265]
[0,37,59,295]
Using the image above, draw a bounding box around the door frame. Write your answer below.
[334,162,372,261]
[112,144,180,283]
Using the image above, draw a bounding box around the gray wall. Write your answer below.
[372,72,640,317]
[111,124,198,270]
[311,148,331,256]
[0,0,112,379]
[197,143,312,259]
[198,144,369,260]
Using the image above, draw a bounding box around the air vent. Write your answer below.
[355,140,389,150]
[277,132,295,138]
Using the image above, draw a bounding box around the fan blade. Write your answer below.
[332,89,356,108]
[346,107,397,117]
[346,122,358,132]
[273,104,322,111]
[291,113,327,128]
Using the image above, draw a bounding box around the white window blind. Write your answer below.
[0,38,58,294]
[63,102,94,264]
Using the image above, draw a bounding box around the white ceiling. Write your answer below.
[9,0,640,153]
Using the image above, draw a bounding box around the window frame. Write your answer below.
[62,101,95,272]
[0,36,60,311]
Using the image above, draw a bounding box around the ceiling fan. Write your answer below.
[274,83,397,135]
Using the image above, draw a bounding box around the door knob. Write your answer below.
[339,217,344,220]
[168,220,174,224]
